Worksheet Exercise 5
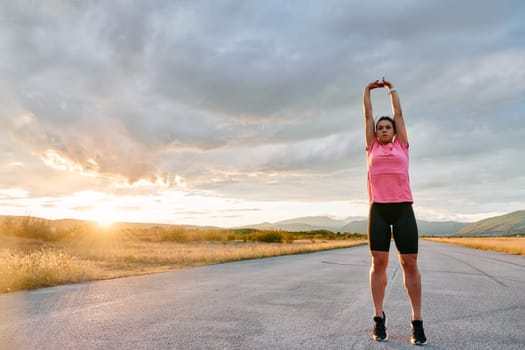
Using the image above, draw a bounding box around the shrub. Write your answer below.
[283,232,295,243]
[225,233,236,242]
[158,228,189,243]
[203,230,223,241]
[0,216,77,241]
[252,231,284,243]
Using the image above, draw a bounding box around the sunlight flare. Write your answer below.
[95,216,115,228]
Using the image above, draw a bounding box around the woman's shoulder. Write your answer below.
[394,136,409,149]
[366,137,379,151]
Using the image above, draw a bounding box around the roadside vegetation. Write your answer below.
[424,236,525,255]
[0,216,366,293]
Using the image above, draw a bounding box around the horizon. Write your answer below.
[1,2,524,227]
[4,209,520,229]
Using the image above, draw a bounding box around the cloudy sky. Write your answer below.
[1,1,524,227]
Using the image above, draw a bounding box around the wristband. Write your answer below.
[388,88,397,94]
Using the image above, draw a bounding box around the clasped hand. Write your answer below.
[367,77,393,90]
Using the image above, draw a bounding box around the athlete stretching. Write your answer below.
[362,78,427,345]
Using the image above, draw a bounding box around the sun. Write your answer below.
[95,216,115,228]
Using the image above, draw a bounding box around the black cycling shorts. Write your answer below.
[368,202,419,254]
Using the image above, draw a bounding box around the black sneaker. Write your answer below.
[372,311,388,341]
[411,320,427,345]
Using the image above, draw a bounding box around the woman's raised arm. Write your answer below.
[382,79,408,145]
[363,80,384,147]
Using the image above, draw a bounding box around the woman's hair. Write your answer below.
[375,116,396,133]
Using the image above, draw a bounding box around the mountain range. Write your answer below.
[239,210,525,237]
[454,210,525,236]
[2,210,524,237]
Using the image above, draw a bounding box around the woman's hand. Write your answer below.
[382,79,393,89]
[366,80,385,90]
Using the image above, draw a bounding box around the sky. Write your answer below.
[1,1,524,227]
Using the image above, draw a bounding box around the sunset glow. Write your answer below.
[95,217,115,228]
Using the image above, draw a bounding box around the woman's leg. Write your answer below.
[398,253,422,320]
[368,203,392,317]
[392,204,422,320]
[370,250,390,317]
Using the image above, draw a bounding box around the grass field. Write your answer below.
[0,216,366,293]
[424,236,525,255]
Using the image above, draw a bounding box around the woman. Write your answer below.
[362,78,427,345]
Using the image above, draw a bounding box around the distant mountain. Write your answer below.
[274,216,350,231]
[342,216,368,223]
[454,210,525,236]
[241,215,468,235]
[417,220,469,236]
[340,220,368,234]
[339,219,468,236]
[239,216,348,232]
[240,211,525,237]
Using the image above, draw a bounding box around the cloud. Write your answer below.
[0,0,524,223]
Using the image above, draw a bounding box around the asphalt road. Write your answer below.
[1,240,524,350]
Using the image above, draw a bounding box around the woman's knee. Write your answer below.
[370,250,389,270]
[399,254,419,274]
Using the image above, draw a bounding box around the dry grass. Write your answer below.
[0,219,366,293]
[0,249,98,293]
[424,236,525,255]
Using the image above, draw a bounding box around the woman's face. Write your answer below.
[376,120,395,144]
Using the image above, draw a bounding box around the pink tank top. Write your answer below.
[366,137,414,204]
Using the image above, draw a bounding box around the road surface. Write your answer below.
[1,240,524,349]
